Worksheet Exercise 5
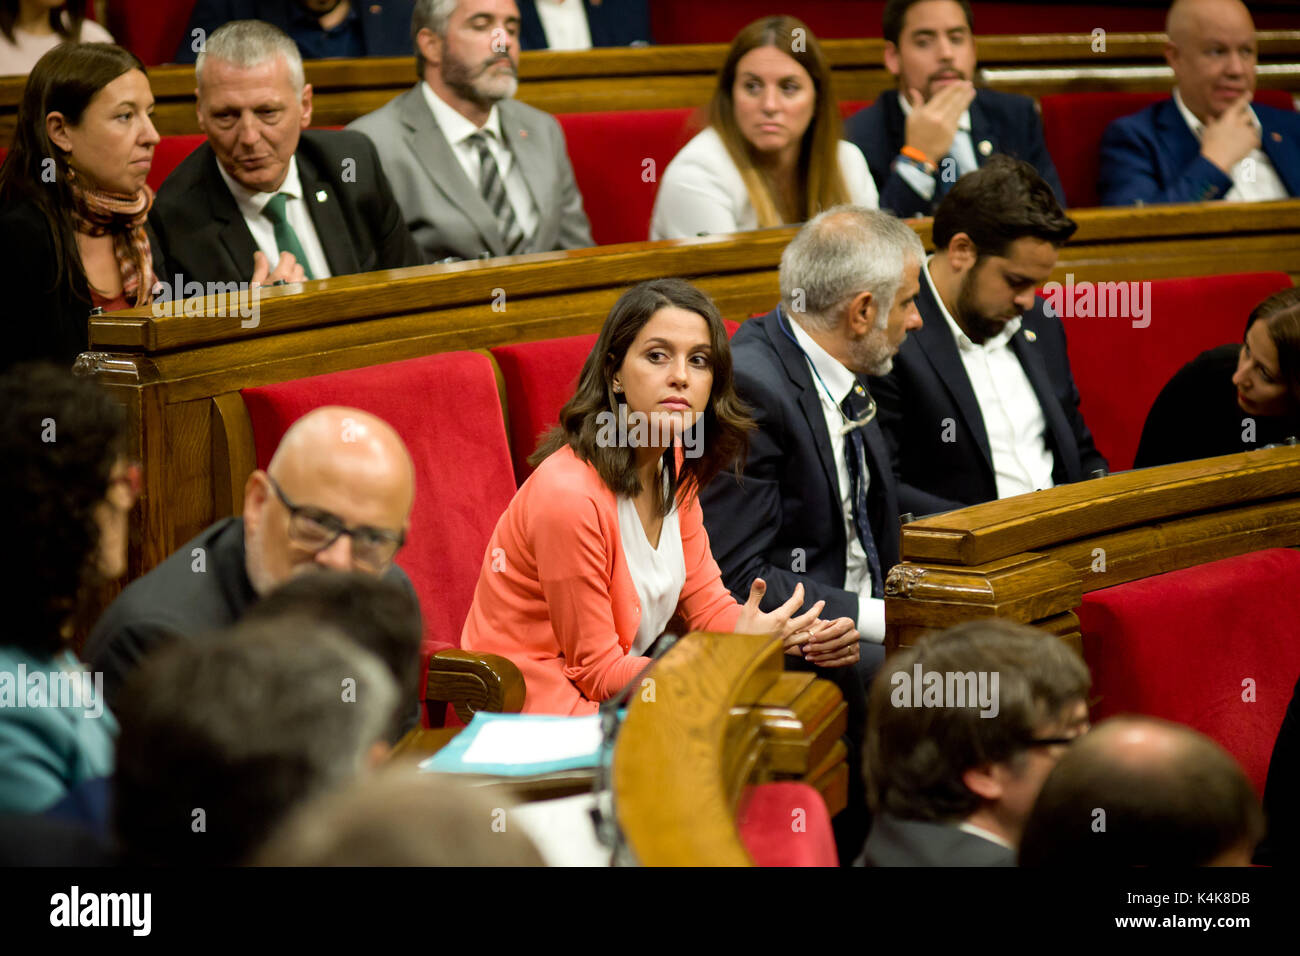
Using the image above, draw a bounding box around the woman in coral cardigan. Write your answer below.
[461,278,860,714]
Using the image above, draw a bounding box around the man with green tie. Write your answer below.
[150,20,422,292]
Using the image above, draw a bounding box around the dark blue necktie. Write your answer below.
[842,387,884,598]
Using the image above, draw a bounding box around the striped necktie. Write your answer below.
[466,130,525,254]
[262,192,315,280]
[841,387,885,597]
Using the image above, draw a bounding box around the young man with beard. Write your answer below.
[870,156,1106,516]
[347,0,593,262]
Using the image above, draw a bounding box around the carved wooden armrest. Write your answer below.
[426,650,526,724]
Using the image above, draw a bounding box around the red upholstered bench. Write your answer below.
[1054,270,1294,472]
[109,0,196,66]
[557,107,702,245]
[149,134,207,192]
[491,321,743,484]
[240,351,517,722]
[1079,548,1300,794]
[736,781,838,867]
[1040,89,1296,208]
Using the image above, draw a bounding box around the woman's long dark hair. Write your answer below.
[0,362,127,657]
[1245,286,1300,403]
[0,42,146,300]
[0,0,88,44]
[531,279,754,517]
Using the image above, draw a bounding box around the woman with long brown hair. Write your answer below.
[0,42,161,368]
[461,278,860,714]
[651,15,877,240]
[0,0,112,76]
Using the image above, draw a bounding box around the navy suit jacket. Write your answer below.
[869,274,1107,517]
[175,0,413,63]
[699,308,902,624]
[843,88,1065,217]
[1098,97,1300,206]
[518,0,651,50]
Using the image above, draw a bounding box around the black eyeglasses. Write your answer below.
[267,475,405,573]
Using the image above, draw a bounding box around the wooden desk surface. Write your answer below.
[391,726,598,803]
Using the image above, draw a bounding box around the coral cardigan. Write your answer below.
[460,445,743,715]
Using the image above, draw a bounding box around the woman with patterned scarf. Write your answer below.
[0,42,161,368]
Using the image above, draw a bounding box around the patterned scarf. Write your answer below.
[67,169,155,308]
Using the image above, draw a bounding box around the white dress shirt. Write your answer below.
[923,258,1055,499]
[650,127,879,240]
[894,94,979,200]
[788,315,887,644]
[216,156,332,280]
[1173,88,1288,202]
[535,0,593,50]
[617,492,686,658]
[421,81,540,243]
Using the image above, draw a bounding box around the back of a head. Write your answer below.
[244,570,423,742]
[195,20,305,94]
[0,362,126,657]
[931,155,1077,258]
[866,618,1091,822]
[113,620,397,866]
[1019,716,1264,866]
[779,205,925,331]
[257,764,546,866]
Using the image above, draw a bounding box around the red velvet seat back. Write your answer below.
[1079,548,1300,793]
[557,107,702,245]
[736,782,838,867]
[1041,89,1296,208]
[1055,271,1293,472]
[109,0,197,66]
[491,320,742,485]
[149,134,207,193]
[240,351,517,657]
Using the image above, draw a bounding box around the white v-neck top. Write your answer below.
[617,494,686,658]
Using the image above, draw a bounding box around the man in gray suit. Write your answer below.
[347,0,592,263]
[860,619,1091,866]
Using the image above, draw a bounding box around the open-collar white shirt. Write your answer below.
[216,155,332,280]
[1173,88,1287,202]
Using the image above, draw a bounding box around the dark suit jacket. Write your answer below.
[85,517,416,713]
[174,0,413,63]
[518,0,652,49]
[1098,97,1300,206]
[857,813,1015,866]
[0,196,167,370]
[870,273,1107,516]
[843,88,1065,217]
[150,130,421,286]
[699,308,902,624]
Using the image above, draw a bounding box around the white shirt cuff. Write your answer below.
[895,158,937,201]
[857,596,887,644]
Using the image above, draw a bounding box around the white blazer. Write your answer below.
[650,126,880,240]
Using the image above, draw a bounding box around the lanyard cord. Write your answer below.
[775,305,877,434]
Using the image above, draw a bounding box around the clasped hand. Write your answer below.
[734,579,860,668]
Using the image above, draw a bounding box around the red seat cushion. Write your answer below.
[736,782,838,866]
[108,0,196,65]
[558,107,703,245]
[1055,271,1293,472]
[1079,548,1300,794]
[1041,89,1295,208]
[240,350,517,671]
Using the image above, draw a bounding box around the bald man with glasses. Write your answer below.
[86,406,417,708]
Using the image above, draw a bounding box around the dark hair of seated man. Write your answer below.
[865,618,1091,859]
[112,621,396,866]
[931,154,1077,260]
[257,763,546,867]
[1019,715,1265,866]
[243,570,423,742]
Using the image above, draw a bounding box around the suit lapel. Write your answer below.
[297,147,360,276]
[1259,113,1300,197]
[399,86,505,256]
[968,93,995,168]
[201,149,259,280]
[882,90,907,155]
[759,310,840,499]
[1155,99,1204,184]
[915,278,993,467]
[1010,321,1077,477]
[498,101,548,247]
